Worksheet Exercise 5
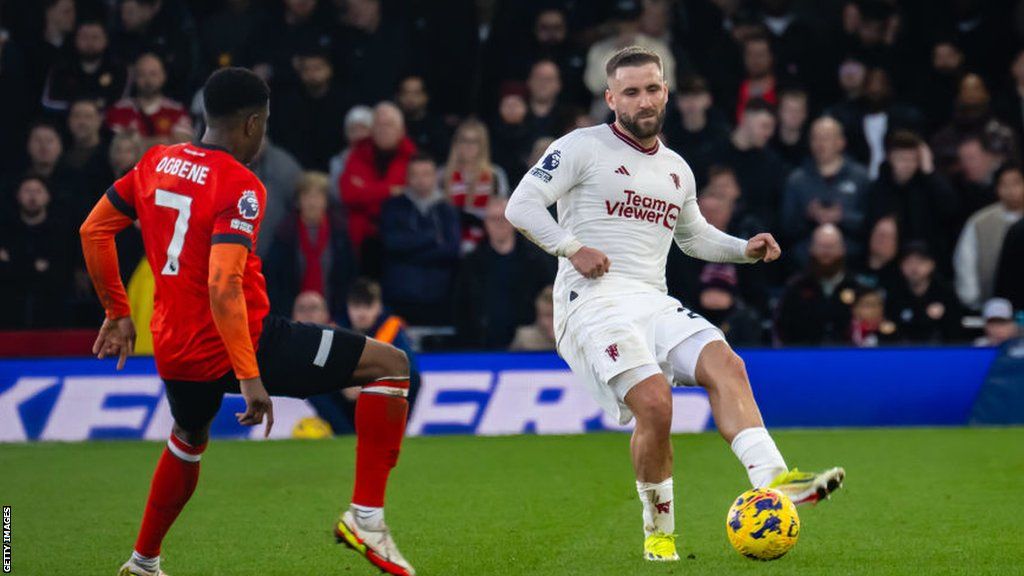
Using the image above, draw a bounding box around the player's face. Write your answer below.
[606,63,668,140]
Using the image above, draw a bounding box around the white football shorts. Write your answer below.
[556,291,724,424]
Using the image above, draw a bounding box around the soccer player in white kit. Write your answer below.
[505,46,845,561]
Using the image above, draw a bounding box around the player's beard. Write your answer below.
[618,106,666,140]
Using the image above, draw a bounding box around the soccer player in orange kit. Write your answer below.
[80,68,416,576]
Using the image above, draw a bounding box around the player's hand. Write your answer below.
[570,246,611,279]
[93,316,137,370]
[746,233,782,263]
[237,377,274,438]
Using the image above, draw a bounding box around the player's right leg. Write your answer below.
[683,337,845,505]
[250,316,414,575]
[620,370,679,562]
[119,378,227,576]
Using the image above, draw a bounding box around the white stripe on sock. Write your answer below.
[166,439,201,463]
[313,329,333,367]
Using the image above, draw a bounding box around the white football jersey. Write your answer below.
[507,123,752,338]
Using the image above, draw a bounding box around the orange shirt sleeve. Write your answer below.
[80,195,134,319]
[208,242,259,380]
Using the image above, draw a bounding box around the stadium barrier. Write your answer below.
[0,347,999,442]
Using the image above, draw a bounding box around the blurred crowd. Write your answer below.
[1,0,1023,350]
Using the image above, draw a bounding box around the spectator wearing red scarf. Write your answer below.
[339,102,418,270]
[265,172,356,320]
[441,119,509,254]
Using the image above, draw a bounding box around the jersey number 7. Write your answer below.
[155,189,192,276]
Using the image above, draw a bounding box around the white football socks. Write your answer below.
[636,477,674,537]
[351,503,385,529]
[130,551,159,573]
[730,427,788,488]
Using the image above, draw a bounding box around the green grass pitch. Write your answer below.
[2,427,1022,575]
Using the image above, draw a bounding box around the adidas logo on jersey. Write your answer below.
[614,165,630,176]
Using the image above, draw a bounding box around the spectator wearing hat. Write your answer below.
[510,285,557,351]
[694,264,764,346]
[974,298,1021,347]
[328,105,374,197]
[776,224,862,345]
[994,217,1024,310]
[886,242,965,344]
[954,164,1024,310]
[269,49,351,171]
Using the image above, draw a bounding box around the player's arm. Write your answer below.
[673,170,780,264]
[505,133,610,278]
[80,193,137,369]
[208,242,274,436]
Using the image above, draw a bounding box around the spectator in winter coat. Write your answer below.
[954,164,1024,310]
[781,117,872,268]
[339,102,417,268]
[380,154,460,325]
[866,131,957,268]
[265,172,356,321]
[776,224,862,345]
[455,197,555,349]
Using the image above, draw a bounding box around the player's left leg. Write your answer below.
[676,334,844,505]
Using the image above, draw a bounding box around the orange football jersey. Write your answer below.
[107,142,270,381]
